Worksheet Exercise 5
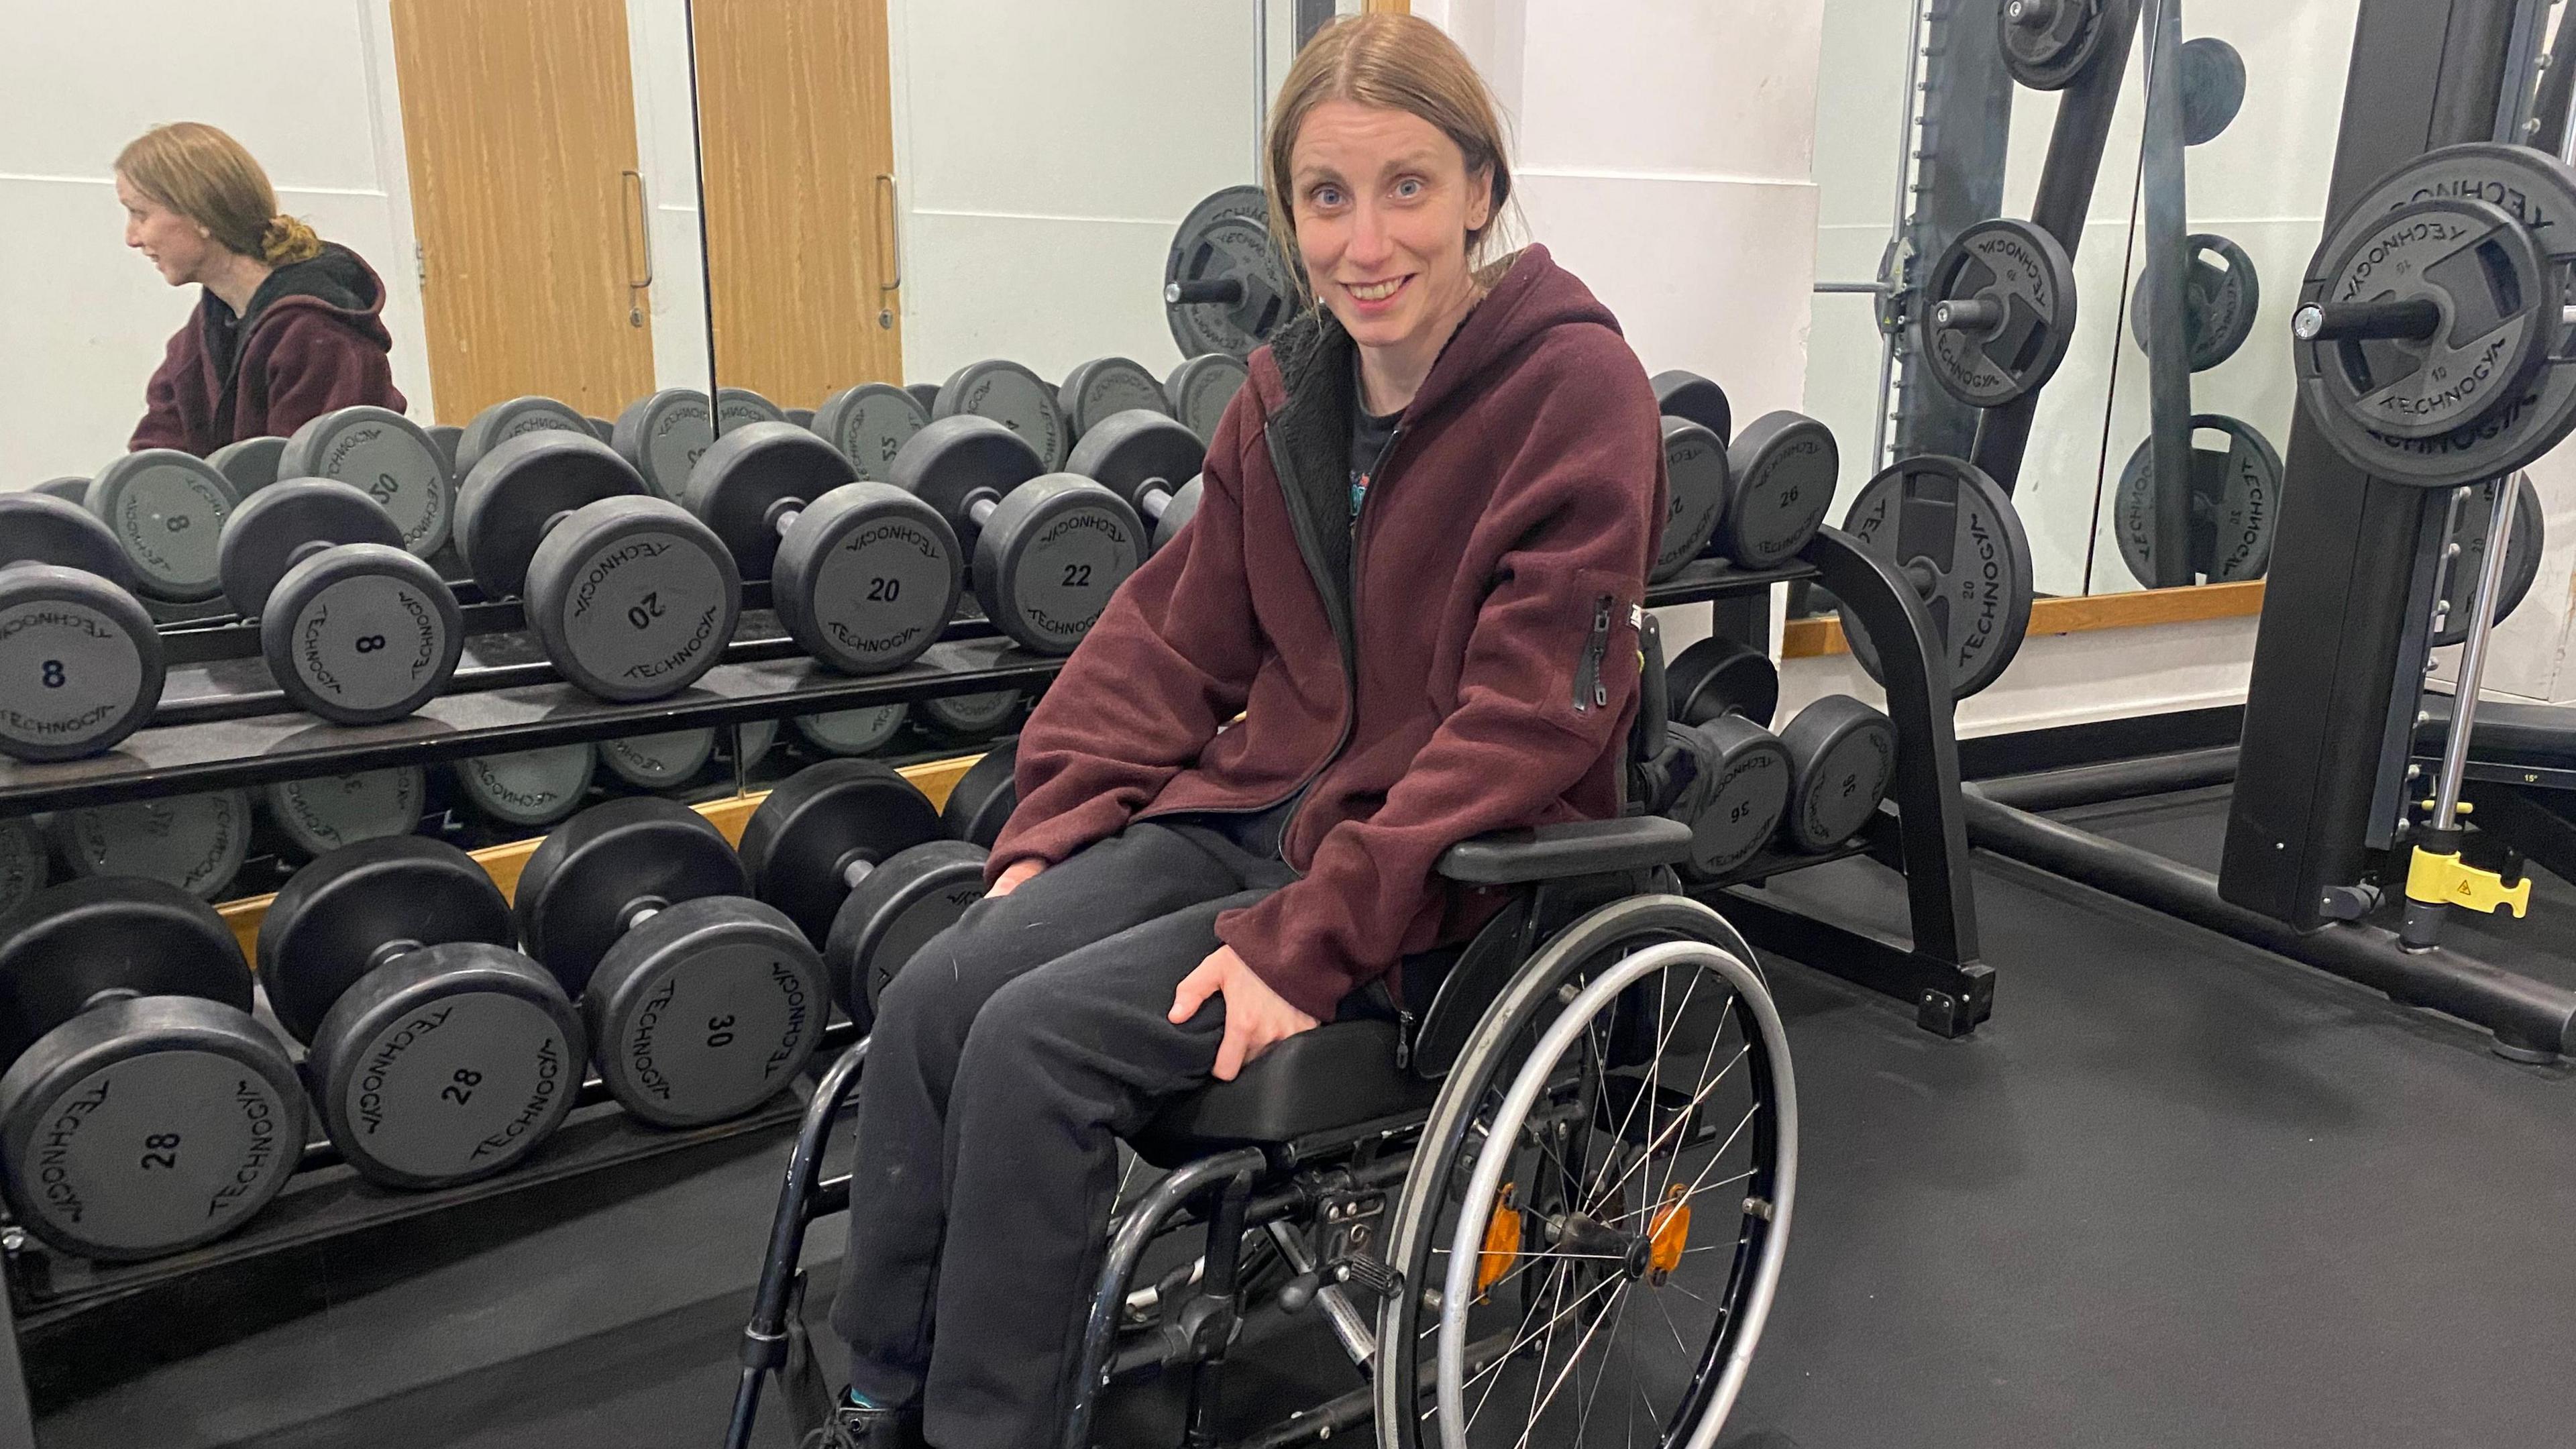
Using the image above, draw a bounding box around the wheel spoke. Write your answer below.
[1588,1048,1750,1214]
[1512,1280,1629,1449]
[1593,1166,1758,1232]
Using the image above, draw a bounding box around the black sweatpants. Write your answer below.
[828,814,1305,1449]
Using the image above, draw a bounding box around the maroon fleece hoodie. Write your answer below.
[987,245,1667,1020]
[129,242,407,455]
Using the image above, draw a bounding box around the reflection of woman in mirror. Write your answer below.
[118,121,405,454]
[819,15,1666,1448]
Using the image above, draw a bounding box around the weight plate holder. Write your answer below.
[812,382,932,482]
[737,761,979,1032]
[2432,473,2547,647]
[601,728,720,789]
[1652,370,1733,445]
[1060,356,1173,441]
[218,481,464,725]
[1067,410,1208,557]
[2293,144,2576,490]
[278,406,455,560]
[1165,185,1294,362]
[942,739,1019,849]
[1166,354,1250,446]
[1918,218,2080,410]
[718,387,788,432]
[1655,418,1731,582]
[0,495,165,763]
[0,877,305,1260]
[1780,695,1898,853]
[689,421,960,678]
[54,790,252,902]
[1999,0,2108,91]
[263,765,429,859]
[453,396,592,482]
[613,388,720,502]
[2114,415,2284,587]
[1840,455,2036,700]
[514,798,828,1128]
[934,360,1071,472]
[2131,233,2261,373]
[84,449,241,604]
[458,431,741,703]
[454,742,597,828]
[258,837,584,1189]
[1719,411,1840,569]
[209,435,286,497]
[794,704,911,758]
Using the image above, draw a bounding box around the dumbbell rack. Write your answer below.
[0,527,1985,1442]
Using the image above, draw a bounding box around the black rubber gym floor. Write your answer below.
[28,786,2575,1447]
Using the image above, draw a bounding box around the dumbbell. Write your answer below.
[1652,640,1790,881]
[1059,356,1174,441]
[1167,354,1250,447]
[453,396,591,480]
[1778,696,1897,853]
[0,877,305,1260]
[0,495,166,761]
[256,837,586,1189]
[454,742,597,830]
[513,798,828,1126]
[52,790,251,901]
[932,360,1071,470]
[262,765,428,860]
[82,449,241,603]
[0,819,44,920]
[889,417,1145,655]
[919,690,1022,742]
[794,704,911,758]
[455,432,741,702]
[685,422,961,676]
[1067,410,1208,555]
[588,416,616,443]
[718,387,787,431]
[1717,413,1840,569]
[277,405,456,559]
[427,425,464,480]
[906,382,942,415]
[215,481,464,724]
[32,478,87,503]
[209,436,287,496]
[738,761,989,1032]
[812,383,932,482]
[614,388,722,502]
[600,727,719,790]
[783,409,814,431]
[1652,370,1733,445]
[943,737,1018,849]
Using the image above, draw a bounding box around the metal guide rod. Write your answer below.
[2139,0,2197,587]
[2432,481,2520,825]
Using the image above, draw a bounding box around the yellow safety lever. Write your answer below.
[2406,846,2532,918]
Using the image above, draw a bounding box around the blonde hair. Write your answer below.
[1263,14,1519,300]
[115,122,323,267]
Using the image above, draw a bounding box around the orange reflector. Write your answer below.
[1476,1183,1521,1298]
[1647,1181,1690,1285]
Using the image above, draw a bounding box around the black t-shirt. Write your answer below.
[1349,364,1401,534]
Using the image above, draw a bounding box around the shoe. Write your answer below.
[803,1393,920,1449]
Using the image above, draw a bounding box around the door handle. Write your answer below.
[874,172,901,329]
[621,168,655,327]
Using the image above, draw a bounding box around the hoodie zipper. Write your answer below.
[1574,595,1613,714]
[1275,419,1405,861]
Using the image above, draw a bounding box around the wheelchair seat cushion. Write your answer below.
[1130,1020,1437,1169]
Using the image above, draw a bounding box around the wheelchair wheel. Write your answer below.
[1373,894,1796,1449]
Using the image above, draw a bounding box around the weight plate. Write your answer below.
[2304,195,2550,444]
[256,833,517,1044]
[1155,477,1205,554]
[1654,419,1729,582]
[1999,0,2108,91]
[217,479,404,616]
[771,483,961,676]
[1719,411,1839,568]
[33,478,89,504]
[54,790,252,900]
[453,431,649,598]
[1919,219,2079,409]
[513,796,748,997]
[454,743,596,828]
[601,728,719,788]
[1165,354,1250,446]
[686,421,859,582]
[0,877,251,1058]
[262,766,427,859]
[523,496,741,702]
[2433,474,2548,647]
[1165,186,1293,362]
[264,545,462,723]
[973,476,1144,655]
[84,449,239,602]
[0,494,142,588]
[426,425,463,478]
[2114,415,2284,587]
[828,840,988,1030]
[1672,717,1792,883]
[793,703,911,757]
[207,436,286,496]
[276,406,454,558]
[612,388,718,502]
[717,387,788,432]
[736,759,944,951]
[934,361,1070,471]
[920,692,1021,742]
[2180,36,2248,146]
[812,383,932,482]
[942,740,1018,847]
[1841,455,2035,699]
[0,564,162,762]
[584,895,826,1127]
[2132,233,2261,373]
[0,820,42,920]
[1665,635,1778,730]
[1060,357,1173,440]
[1780,695,1897,851]
[453,396,590,480]
[1066,410,1206,529]
[1652,370,1733,445]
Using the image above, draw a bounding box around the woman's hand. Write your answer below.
[989,858,1047,898]
[1169,945,1321,1081]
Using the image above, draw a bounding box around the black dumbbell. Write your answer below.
[812,384,931,482]
[455,432,741,702]
[1778,696,1897,853]
[1653,638,1792,881]
[427,425,464,480]
[905,382,943,415]
[686,422,961,676]
[738,761,989,1032]
[513,798,828,1126]
[81,449,241,603]
[718,387,787,431]
[32,477,89,504]
[1665,637,1779,731]
[889,417,1145,655]
[783,409,814,431]
[453,743,598,830]
[918,690,1022,742]
[614,388,720,502]
[932,360,1071,470]
[52,789,252,901]
[208,436,287,496]
[1166,354,1249,447]
[600,727,720,790]
[794,704,911,758]
[1059,356,1174,441]
[216,481,464,724]
[262,765,428,860]
[454,396,592,481]
[1067,410,1208,555]
[0,877,305,1260]
[942,737,1018,849]
[587,415,616,443]
[1717,413,1839,570]
[1652,370,1733,445]
[0,495,166,761]
[278,405,457,559]
[257,837,586,1189]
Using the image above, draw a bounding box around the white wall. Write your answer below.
[626,0,714,400]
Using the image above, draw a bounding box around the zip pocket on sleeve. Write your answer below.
[1573,594,1614,714]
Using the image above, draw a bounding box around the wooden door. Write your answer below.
[390,0,657,421]
[693,0,904,408]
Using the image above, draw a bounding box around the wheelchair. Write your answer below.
[724,654,1799,1449]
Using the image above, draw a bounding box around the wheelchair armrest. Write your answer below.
[1436,816,1692,886]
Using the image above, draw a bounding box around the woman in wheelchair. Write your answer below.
[809,15,1796,1449]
